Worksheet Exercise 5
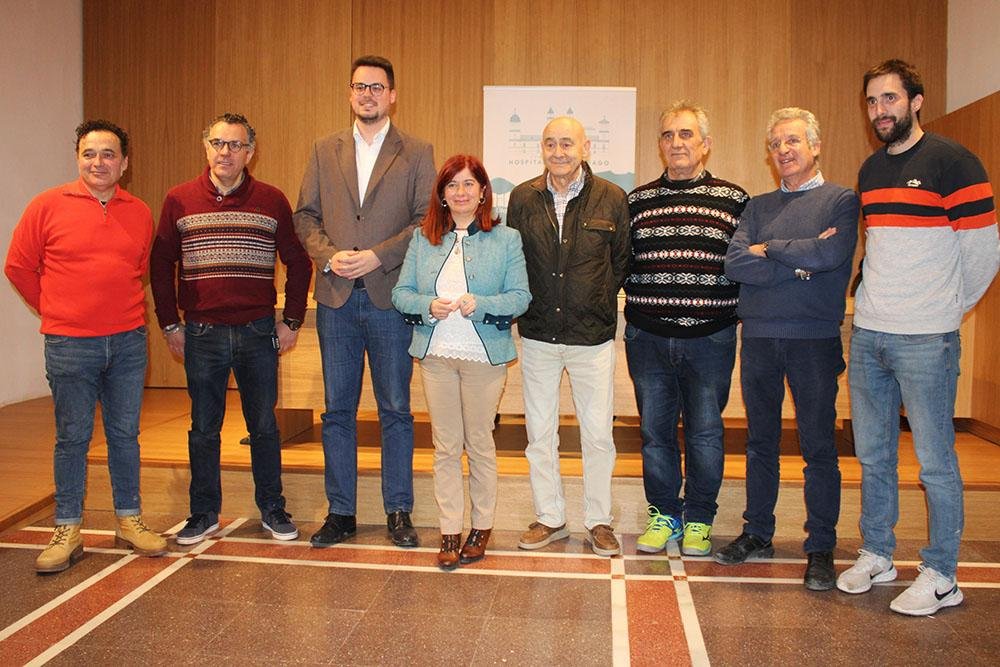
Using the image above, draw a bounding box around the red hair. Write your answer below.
[421,154,496,245]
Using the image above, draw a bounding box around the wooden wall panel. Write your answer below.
[353,0,494,162]
[213,0,353,200]
[925,92,1000,427]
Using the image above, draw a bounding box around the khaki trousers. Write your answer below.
[419,355,507,534]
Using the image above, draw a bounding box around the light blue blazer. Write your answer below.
[392,221,531,365]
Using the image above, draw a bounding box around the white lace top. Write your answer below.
[427,229,489,362]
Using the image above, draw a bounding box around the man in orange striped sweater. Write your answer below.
[837,59,999,616]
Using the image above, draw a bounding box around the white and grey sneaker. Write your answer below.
[836,549,897,594]
[890,564,963,616]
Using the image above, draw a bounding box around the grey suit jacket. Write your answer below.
[293,124,435,309]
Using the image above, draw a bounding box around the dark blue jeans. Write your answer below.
[44,326,148,524]
[740,336,844,553]
[624,323,736,524]
[184,316,285,515]
[316,289,414,515]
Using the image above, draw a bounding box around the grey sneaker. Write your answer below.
[889,565,963,616]
[836,549,897,594]
[261,508,299,541]
[176,512,220,546]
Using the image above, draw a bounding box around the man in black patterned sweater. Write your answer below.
[625,101,748,557]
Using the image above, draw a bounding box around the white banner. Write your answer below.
[483,86,637,220]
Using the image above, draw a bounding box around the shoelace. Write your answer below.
[49,524,73,545]
[124,516,153,533]
[466,530,487,547]
[185,513,210,529]
[266,509,292,525]
[687,524,709,538]
[909,564,946,595]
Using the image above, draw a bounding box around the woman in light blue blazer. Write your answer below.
[392,154,530,570]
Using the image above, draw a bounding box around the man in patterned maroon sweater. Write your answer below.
[150,113,312,546]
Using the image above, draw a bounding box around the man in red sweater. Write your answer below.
[5,120,168,573]
[150,113,311,545]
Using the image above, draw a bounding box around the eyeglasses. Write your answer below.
[349,82,387,97]
[207,138,251,153]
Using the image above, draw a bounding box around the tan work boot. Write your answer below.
[115,515,168,556]
[35,524,84,573]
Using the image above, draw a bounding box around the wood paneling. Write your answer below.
[925,91,1000,427]
[83,0,980,421]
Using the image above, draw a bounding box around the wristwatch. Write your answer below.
[282,318,302,331]
[163,323,182,335]
[761,241,769,257]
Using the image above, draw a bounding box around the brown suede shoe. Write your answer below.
[517,522,570,550]
[459,528,491,564]
[438,534,461,570]
[588,524,621,557]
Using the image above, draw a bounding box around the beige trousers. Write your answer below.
[419,354,507,534]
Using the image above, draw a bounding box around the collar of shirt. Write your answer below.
[354,118,391,205]
[210,169,245,196]
[546,166,587,234]
[781,170,824,193]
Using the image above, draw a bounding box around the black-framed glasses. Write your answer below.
[349,82,387,97]
[207,138,251,153]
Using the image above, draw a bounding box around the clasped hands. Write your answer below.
[430,294,477,320]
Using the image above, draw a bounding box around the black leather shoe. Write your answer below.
[310,513,356,548]
[387,511,419,548]
[804,550,836,591]
[713,533,774,565]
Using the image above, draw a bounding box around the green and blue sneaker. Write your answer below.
[636,505,683,553]
[681,522,712,556]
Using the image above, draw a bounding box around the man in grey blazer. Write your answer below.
[294,55,435,548]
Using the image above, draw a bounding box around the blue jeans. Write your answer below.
[184,316,285,515]
[316,289,414,515]
[741,336,844,553]
[624,323,735,524]
[44,326,148,524]
[849,326,962,578]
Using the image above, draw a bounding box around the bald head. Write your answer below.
[541,116,590,191]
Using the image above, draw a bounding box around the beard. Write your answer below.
[872,109,914,146]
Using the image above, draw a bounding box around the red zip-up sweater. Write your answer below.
[5,178,152,336]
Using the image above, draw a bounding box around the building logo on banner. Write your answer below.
[483,86,636,221]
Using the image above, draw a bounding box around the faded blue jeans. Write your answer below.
[44,326,148,524]
[624,323,736,524]
[849,326,963,578]
[316,290,414,516]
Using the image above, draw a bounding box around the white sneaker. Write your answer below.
[890,565,964,616]
[836,549,897,594]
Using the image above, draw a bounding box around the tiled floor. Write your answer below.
[2,496,999,666]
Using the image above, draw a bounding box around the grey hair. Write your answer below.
[659,100,710,139]
[766,107,820,147]
[203,112,256,146]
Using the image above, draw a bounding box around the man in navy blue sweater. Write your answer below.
[719,108,859,591]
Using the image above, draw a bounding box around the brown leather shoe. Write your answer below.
[460,528,491,564]
[517,522,570,550]
[438,534,461,570]
[588,524,621,557]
